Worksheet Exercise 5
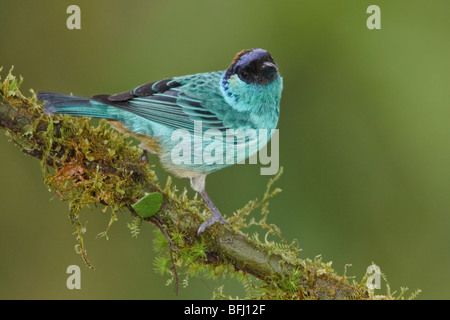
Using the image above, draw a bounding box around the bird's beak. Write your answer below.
[262,62,278,79]
[263,62,278,71]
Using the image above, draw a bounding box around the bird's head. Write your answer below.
[223,48,279,87]
[221,48,283,114]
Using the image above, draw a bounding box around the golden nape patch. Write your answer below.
[231,49,252,67]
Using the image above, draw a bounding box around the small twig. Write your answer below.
[149,216,179,295]
[128,205,180,295]
[149,215,179,252]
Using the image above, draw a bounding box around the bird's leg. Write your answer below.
[190,176,228,234]
[139,150,150,164]
[197,189,228,233]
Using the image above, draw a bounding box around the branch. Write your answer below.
[0,68,390,300]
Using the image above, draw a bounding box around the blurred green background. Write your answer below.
[1,0,449,299]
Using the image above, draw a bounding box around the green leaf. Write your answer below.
[132,192,163,218]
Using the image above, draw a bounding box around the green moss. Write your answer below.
[1,67,155,268]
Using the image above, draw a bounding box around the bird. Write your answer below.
[38,48,283,234]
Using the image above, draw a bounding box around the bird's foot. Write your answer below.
[197,210,228,235]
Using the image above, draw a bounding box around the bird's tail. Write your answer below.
[38,92,120,120]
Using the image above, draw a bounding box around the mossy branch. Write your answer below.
[0,68,413,300]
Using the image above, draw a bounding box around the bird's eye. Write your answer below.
[238,69,249,80]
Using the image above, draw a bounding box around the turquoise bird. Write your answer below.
[38,48,283,233]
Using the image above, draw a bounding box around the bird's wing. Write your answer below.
[92,72,230,134]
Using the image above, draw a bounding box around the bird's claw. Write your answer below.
[197,213,228,235]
